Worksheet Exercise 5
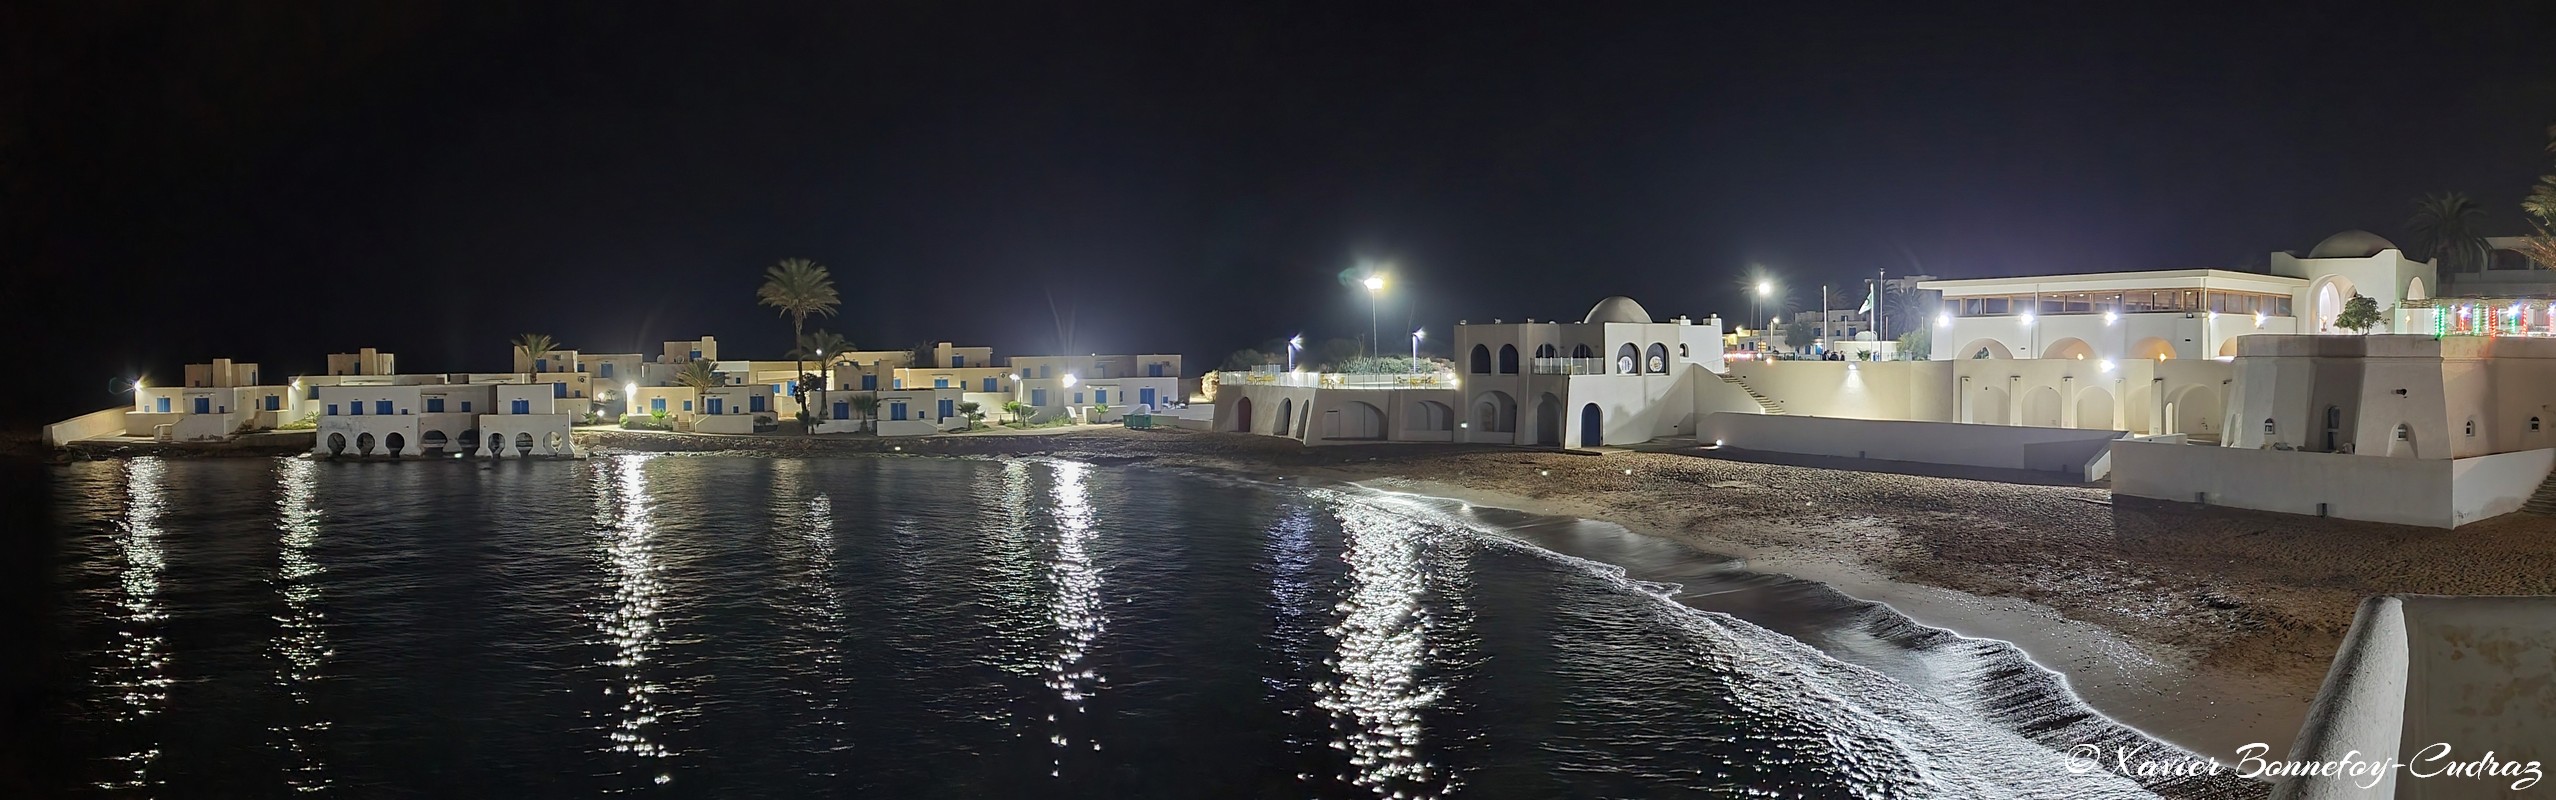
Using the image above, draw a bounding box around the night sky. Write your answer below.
[9,2,2556,424]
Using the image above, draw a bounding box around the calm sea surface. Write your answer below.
[29,454,2237,798]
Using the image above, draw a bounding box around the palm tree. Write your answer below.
[847,393,880,433]
[796,330,852,423]
[2407,193,2492,272]
[512,333,558,385]
[1002,399,1031,425]
[757,258,841,410]
[673,360,722,391]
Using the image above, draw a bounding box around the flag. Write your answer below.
[1857,283,1875,315]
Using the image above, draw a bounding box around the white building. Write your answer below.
[311,381,578,458]
[125,357,304,441]
[693,383,778,434]
[1011,354,1182,423]
[1922,230,2437,363]
[1450,296,1726,448]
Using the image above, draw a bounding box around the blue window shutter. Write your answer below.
[862,374,876,390]
[1096,389,1107,404]
[938,399,953,419]
[682,400,692,411]
[327,404,338,416]
[651,398,666,413]
[1073,392,1083,404]
[983,377,996,392]
[951,355,965,367]
[1031,389,1047,407]
[934,378,949,388]
[461,401,472,412]
[554,383,566,398]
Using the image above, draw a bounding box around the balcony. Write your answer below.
[1531,357,1609,375]
[1217,370,1458,389]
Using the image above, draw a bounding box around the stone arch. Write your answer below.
[1571,343,1593,359]
[1534,343,1557,359]
[514,432,535,454]
[2129,337,2176,361]
[1580,403,1603,447]
[1408,400,1453,431]
[422,430,449,453]
[487,432,507,456]
[326,432,347,456]
[1534,393,1564,447]
[2406,276,2427,302]
[1498,344,1519,374]
[1959,338,2014,359]
[2041,337,2096,361]
[2217,336,2240,358]
[1275,397,1294,436]
[1233,396,1254,432]
[1469,344,1491,374]
[1324,401,1386,441]
[356,431,376,456]
[2388,422,2417,457]
[1473,391,1517,432]
[1973,385,2010,425]
[1645,343,1668,373]
[384,432,406,457]
[2309,274,2359,333]
[2165,384,2223,441]
[459,428,480,455]
[2021,386,2063,427]
[1616,343,1640,374]
[2073,387,2115,431]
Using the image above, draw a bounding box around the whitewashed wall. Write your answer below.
[1698,412,2126,475]
[2109,441,2555,528]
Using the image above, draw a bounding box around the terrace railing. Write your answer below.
[1531,357,1610,375]
[1217,371,1459,389]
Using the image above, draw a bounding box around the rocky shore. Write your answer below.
[581,425,2556,764]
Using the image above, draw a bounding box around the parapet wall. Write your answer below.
[2277,595,2556,799]
[1696,412,2124,477]
[2110,441,2554,528]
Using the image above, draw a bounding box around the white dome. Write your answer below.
[2308,230,2399,259]
[1583,296,1652,324]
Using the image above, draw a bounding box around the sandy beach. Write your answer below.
[563,424,2556,766]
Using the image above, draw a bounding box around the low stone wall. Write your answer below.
[1696,412,2125,477]
[44,406,128,446]
[2276,595,2556,799]
[2109,442,2555,528]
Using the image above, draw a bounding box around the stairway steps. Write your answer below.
[2521,469,2556,516]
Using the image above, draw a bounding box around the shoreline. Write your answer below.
[37,425,2556,773]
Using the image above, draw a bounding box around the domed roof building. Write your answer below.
[1583,296,1653,324]
[2306,230,2401,260]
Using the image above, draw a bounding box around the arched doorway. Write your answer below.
[1958,339,2015,359]
[1469,345,1491,374]
[1645,343,1668,373]
[1408,400,1452,431]
[1473,391,1517,435]
[2021,386,2063,427]
[1234,396,1254,432]
[2167,384,2223,442]
[1974,385,2010,425]
[384,432,406,457]
[1571,344,1593,359]
[514,432,535,454]
[2129,337,2176,361]
[1324,401,1385,440]
[1498,344,1519,374]
[1579,403,1602,447]
[1534,343,1556,359]
[1534,393,1563,446]
[459,428,480,456]
[422,430,449,454]
[1615,343,1640,374]
[2309,275,2358,333]
[356,431,376,456]
[1275,397,1293,436]
[2074,387,2115,431]
[2041,338,2096,361]
[326,432,346,456]
[2323,405,2346,452]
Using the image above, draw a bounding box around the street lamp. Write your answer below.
[1754,279,1773,351]
[1410,328,1424,372]
[1286,334,1303,372]
[1363,273,1387,360]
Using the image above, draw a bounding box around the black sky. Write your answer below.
[8,1,2555,424]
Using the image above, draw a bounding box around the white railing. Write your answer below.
[1532,357,1610,375]
[1218,371,1459,389]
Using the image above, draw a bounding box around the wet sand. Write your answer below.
[574,426,2556,765]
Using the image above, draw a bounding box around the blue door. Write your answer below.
[1095,389,1107,404]
[554,383,566,398]
[890,402,907,421]
[1148,363,1164,377]
[192,397,210,414]
[1031,389,1048,407]
[1139,387,1156,407]
[937,399,954,419]
[156,397,169,413]
[750,395,767,412]
[427,397,444,413]
[349,402,362,416]
[376,400,393,415]
[651,398,666,413]
[834,402,849,420]
[707,397,724,415]
[982,377,996,392]
[862,374,877,390]
[535,358,548,373]
[1581,403,1603,447]
[266,395,281,411]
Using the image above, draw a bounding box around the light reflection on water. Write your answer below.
[100,456,171,792]
[1315,492,1450,799]
[270,458,333,793]
[1041,461,1107,773]
[769,459,849,772]
[592,454,672,781]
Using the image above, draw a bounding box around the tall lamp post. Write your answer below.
[1755,280,1773,353]
[1363,274,1387,361]
[1410,328,1424,373]
[1286,334,1303,372]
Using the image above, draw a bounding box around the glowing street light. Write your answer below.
[2104,310,2119,325]
[1061,373,1079,389]
[2019,312,2035,326]
[1937,311,1952,328]
[1286,334,1303,372]
[1362,272,1389,360]
[1410,328,1425,371]
[1751,277,1776,350]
